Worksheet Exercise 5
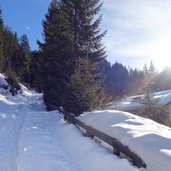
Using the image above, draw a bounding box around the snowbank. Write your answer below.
[17,110,138,171]
[78,110,171,171]
[106,89,171,111]
[0,74,138,171]
[0,73,8,85]
[0,73,32,97]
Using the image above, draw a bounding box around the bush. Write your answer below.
[139,93,170,126]
[5,74,21,96]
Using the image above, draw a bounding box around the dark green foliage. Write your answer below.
[5,73,21,96]
[38,0,73,109]
[70,0,106,62]
[3,29,31,83]
[128,68,145,95]
[97,59,129,96]
[66,58,107,115]
[0,9,31,84]
[29,51,43,91]
[140,92,169,126]
[18,34,31,83]
[0,8,4,72]
[38,0,107,115]
[110,62,129,95]
[151,67,171,92]
[97,59,112,92]
[3,28,20,75]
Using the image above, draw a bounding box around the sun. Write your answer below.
[148,35,171,71]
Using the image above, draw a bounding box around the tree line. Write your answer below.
[0,9,31,84]
[1,0,171,116]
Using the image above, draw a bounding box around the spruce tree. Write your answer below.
[140,89,169,126]
[38,0,73,109]
[0,8,4,72]
[18,34,31,83]
[66,58,106,115]
[38,0,107,114]
[3,28,19,76]
[149,61,155,73]
[62,0,106,62]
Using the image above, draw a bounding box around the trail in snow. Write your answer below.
[17,94,77,171]
[16,92,138,171]
[0,89,138,171]
[0,99,27,171]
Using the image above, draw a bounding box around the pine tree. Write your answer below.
[38,0,73,109]
[0,8,5,72]
[62,0,106,62]
[143,64,148,74]
[3,28,20,76]
[110,62,129,95]
[18,34,31,83]
[140,89,169,126]
[38,0,107,114]
[66,58,106,115]
[149,61,155,73]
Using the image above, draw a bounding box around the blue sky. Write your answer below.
[1,0,51,50]
[1,0,171,70]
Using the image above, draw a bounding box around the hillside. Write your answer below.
[106,90,171,124]
[0,74,138,171]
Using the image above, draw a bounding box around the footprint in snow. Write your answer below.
[0,113,7,119]
[24,147,28,152]
[11,114,16,120]
[32,126,39,130]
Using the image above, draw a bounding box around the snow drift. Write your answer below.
[106,89,171,111]
[78,110,171,171]
[0,73,138,171]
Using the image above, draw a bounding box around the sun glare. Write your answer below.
[148,35,171,70]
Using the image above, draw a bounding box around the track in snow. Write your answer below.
[0,92,138,171]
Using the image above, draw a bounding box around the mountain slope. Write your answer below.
[0,74,138,171]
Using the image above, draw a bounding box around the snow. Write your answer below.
[0,73,138,171]
[106,96,142,111]
[106,89,171,111]
[1,72,170,171]
[0,73,8,86]
[78,110,171,171]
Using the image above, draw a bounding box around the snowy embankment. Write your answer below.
[78,110,171,171]
[106,89,171,112]
[0,73,138,171]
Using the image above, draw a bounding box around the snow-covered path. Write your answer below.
[0,90,138,171]
[0,96,27,171]
[17,94,77,171]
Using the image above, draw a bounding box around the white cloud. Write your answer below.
[102,0,171,69]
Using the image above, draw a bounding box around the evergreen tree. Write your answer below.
[96,59,112,94]
[110,62,129,95]
[140,89,169,126]
[38,0,107,114]
[151,67,171,91]
[143,64,148,74]
[149,61,155,73]
[97,60,130,96]
[62,0,106,62]
[38,0,73,109]
[66,58,106,115]
[3,28,20,76]
[128,68,145,95]
[18,34,31,83]
[0,8,4,72]
[29,51,43,90]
